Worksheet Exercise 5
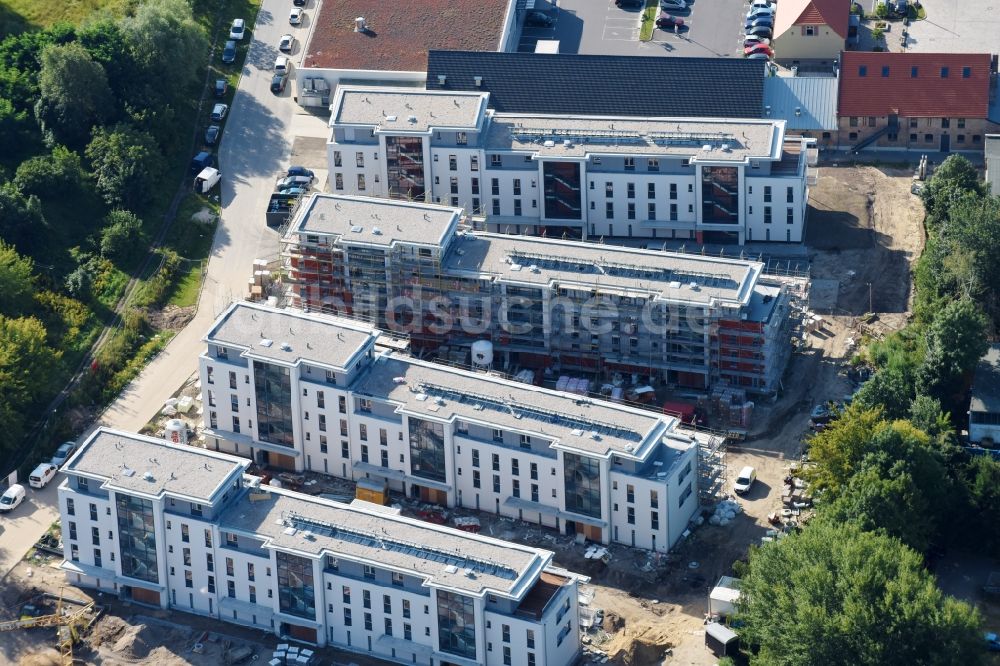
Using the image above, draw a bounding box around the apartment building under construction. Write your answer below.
[283,195,792,395]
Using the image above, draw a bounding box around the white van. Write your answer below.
[734,466,757,494]
[29,463,58,489]
[0,484,25,512]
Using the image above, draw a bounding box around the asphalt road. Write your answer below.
[100,0,306,433]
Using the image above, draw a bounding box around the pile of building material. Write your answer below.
[710,387,753,429]
[247,259,274,302]
[268,644,314,665]
[557,376,592,395]
[707,499,743,526]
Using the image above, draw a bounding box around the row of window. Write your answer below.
[849,116,969,129]
[846,131,982,145]
[857,64,972,79]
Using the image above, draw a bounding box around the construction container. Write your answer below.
[355,477,389,505]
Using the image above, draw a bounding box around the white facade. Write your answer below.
[327,87,814,244]
[58,429,583,666]
[201,302,705,554]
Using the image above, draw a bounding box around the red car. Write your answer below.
[656,12,684,29]
[744,43,774,57]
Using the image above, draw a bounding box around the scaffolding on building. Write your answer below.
[696,431,727,504]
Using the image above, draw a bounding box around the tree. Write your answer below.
[822,464,934,552]
[0,183,49,257]
[0,314,61,412]
[100,210,146,263]
[0,241,36,316]
[12,144,84,197]
[121,0,207,99]
[34,42,113,148]
[908,394,954,440]
[963,455,1000,556]
[920,155,982,224]
[916,299,988,408]
[736,522,983,666]
[85,123,165,209]
[853,365,914,419]
[65,264,92,301]
[803,403,885,494]
[0,97,29,147]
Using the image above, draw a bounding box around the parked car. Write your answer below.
[525,11,554,26]
[0,484,25,513]
[50,440,77,467]
[229,18,246,40]
[204,125,220,146]
[281,187,309,196]
[287,166,315,179]
[744,43,774,57]
[745,17,774,29]
[279,33,295,53]
[211,103,229,121]
[656,13,685,28]
[270,71,288,94]
[749,0,774,9]
[289,7,303,24]
[214,78,229,98]
[293,0,306,6]
[616,0,644,6]
[660,0,687,10]
[190,151,215,175]
[222,40,237,64]
[746,24,773,37]
[744,36,770,47]
[747,6,775,18]
[29,463,57,489]
[747,52,771,60]
[734,466,757,495]
[277,175,313,190]
[274,55,289,72]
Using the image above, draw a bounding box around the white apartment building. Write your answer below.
[326,87,814,244]
[199,302,706,553]
[58,428,583,665]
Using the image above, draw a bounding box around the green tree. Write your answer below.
[12,145,84,197]
[85,123,165,209]
[100,209,146,263]
[34,42,113,148]
[803,403,885,494]
[0,97,29,147]
[963,455,1000,556]
[121,0,207,98]
[908,394,954,440]
[0,241,36,316]
[916,299,988,408]
[853,365,914,419]
[736,522,983,666]
[64,264,93,301]
[920,154,982,224]
[0,183,49,256]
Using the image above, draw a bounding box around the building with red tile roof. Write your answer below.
[772,0,849,63]
[295,0,516,108]
[838,51,996,152]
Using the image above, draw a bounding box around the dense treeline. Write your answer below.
[0,0,206,467]
[734,157,1000,665]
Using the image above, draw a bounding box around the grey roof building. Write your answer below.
[426,50,765,119]
[985,135,1000,196]
[763,75,839,132]
[969,343,1000,444]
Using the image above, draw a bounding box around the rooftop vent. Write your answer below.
[764,105,772,116]
[474,76,483,87]
[142,471,155,482]
[350,225,363,233]
[444,565,458,574]
[590,431,601,440]
[689,281,700,291]
[668,280,682,289]
[563,139,572,147]
[795,106,802,116]
[260,339,273,347]
[528,264,539,273]
[354,16,366,32]
[372,226,382,235]
[385,115,397,122]
[122,467,135,477]
[437,74,446,85]
[702,144,712,151]
[543,140,556,148]
[283,526,298,536]
[392,376,407,384]
[721,143,731,152]
[465,568,476,578]
[570,429,584,437]
[280,342,292,351]
[407,115,418,123]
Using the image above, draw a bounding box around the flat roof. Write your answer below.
[443,233,761,307]
[291,194,462,249]
[303,0,511,72]
[65,428,247,503]
[484,114,783,162]
[205,302,378,371]
[745,285,783,323]
[222,486,549,598]
[970,344,1000,414]
[332,88,488,133]
[355,353,673,458]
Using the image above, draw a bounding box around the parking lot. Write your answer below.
[517,0,745,58]
[894,0,1000,53]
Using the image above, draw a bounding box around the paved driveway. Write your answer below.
[0,478,60,582]
[101,0,325,433]
[897,0,1000,53]
[648,0,746,57]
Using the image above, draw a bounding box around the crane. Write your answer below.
[0,588,95,665]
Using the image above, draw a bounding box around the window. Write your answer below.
[858,65,867,77]
[226,557,234,576]
[881,65,890,77]
[357,174,366,190]
[384,594,392,614]
[384,618,393,637]
[66,498,75,516]
[225,532,237,548]
[941,118,950,128]
[492,429,503,442]
[626,484,635,503]
[764,206,772,224]
[513,178,522,196]
[248,562,255,581]
[606,202,614,219]
[342,585,351,603]
[471,155,478,171]
[493,475,501,493]
[941,67,949,78]
[647,158,659,171]
[359,424,368,441]
[627,182,635,199]
[958,118,966,129]
[647,182,656,199]
[364,612,372,631]
[679,482,693,506]
[404,624,412,640]
[512,479,520,498]
[181,524,189,543]
[320,435,328,453]
[491,154,501,167]
[786,186,794,203]
[763,185,772,202]
[449,155,457,171]
[787,207,795,225]
[69,522,77,541]
[402,599,411,618]
[356,152,364,168]
[527,629,535,649]
[70,544,79,562]
[227,580,236,598]
[334,173,344,190]
[89,503,98,521]
[473,470,481,488]
[911,66,919,78]
[910,133,918,141]
[850,116,859,128]
[392,572,404,587]
[925,134,933,142]
[957,134,966,144]
[363,590,371,609]
[624,157,635,171]
[490,178,500,196]
[344,608,352,626]
[503,647,512,665]
[471,177,480,195]
[472,197,480,213]
[492,453,500,471]
[669,203,677,221]
[514,199,522,216]
[333,151,342,167]
[492,199,501,216]
[207,553,214,572]
[361,445,369,463]
[364,564,375,579]
[182,547,191,566]
[207,575,215,593]
[652,511,660,530]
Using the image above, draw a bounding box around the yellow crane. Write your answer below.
[0,588,95,665]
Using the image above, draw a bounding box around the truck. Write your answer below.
[194,167,221,194]
[266,192,300,226]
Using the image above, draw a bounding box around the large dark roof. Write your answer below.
[426,51,764,119]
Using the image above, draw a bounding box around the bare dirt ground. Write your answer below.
[0,165,927,666]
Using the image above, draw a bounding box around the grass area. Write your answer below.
[639,0,659,41]
[162,193,218,307]
[0,0,132,33]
